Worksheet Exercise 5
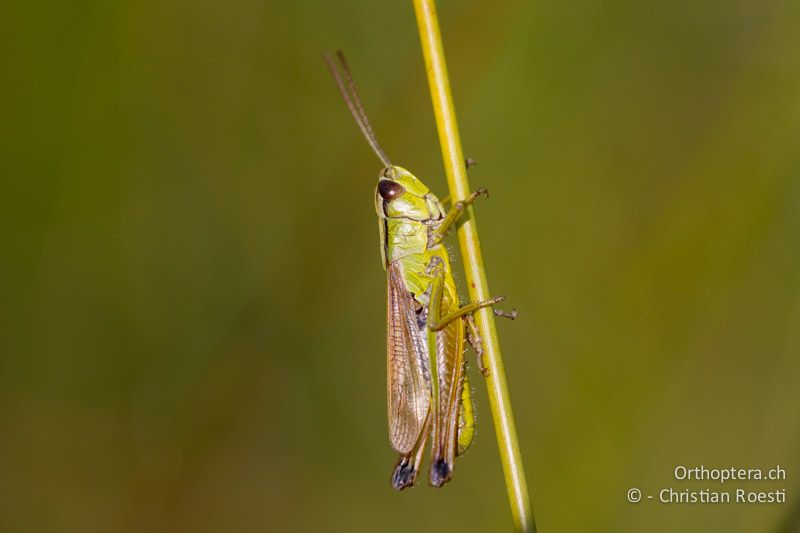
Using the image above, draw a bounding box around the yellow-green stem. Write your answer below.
[413,1,536,531]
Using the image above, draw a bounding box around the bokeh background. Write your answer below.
[2,1,800,531]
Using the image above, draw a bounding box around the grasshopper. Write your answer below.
[324,51,514,489]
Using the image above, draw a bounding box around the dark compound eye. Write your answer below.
[378,179,405,200]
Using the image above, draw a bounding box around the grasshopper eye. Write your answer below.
[379,180,405,200]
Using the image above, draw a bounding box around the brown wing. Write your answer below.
[387,262,432,454]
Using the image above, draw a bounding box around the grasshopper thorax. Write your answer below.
[375,166,444,223]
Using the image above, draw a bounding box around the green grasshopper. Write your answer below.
[324,51,514,489]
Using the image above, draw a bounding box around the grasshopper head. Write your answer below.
[375,166,443,221]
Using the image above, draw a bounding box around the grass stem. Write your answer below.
[413,2,537,531]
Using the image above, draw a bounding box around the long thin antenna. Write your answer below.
[323,51,391,167]
[334,51,385,161]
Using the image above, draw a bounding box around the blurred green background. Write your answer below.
[2,0,799,531]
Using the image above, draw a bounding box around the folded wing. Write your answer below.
[387,263,432,454]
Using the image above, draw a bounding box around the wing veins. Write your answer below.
[387,263,431,454]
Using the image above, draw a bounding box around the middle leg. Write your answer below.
[424,258,506,332]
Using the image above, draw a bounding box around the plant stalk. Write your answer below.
[413,1,536,531]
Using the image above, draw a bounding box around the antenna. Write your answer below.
[323,51,391,167]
